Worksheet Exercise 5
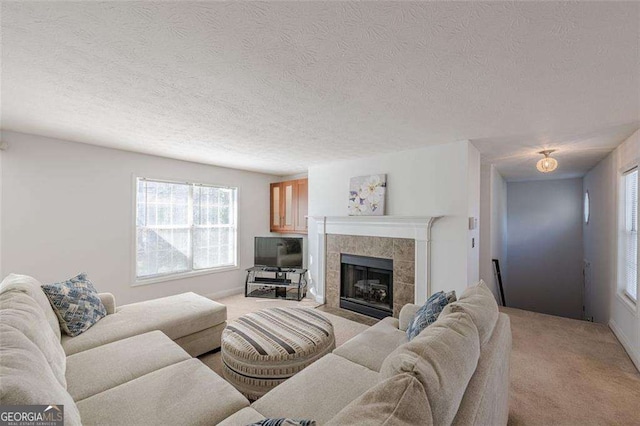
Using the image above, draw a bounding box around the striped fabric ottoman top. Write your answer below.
[221,307,335,400]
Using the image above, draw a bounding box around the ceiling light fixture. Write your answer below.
[536,150,558,173]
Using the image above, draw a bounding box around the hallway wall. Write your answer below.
[506,178,584,319]
[479,164,508,304]
[583,128,640,370]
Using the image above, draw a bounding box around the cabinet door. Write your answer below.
[270,183,282,232]
[280,180,297,232]
[294,179,308,233]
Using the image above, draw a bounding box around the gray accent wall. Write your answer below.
[506,178,584,319]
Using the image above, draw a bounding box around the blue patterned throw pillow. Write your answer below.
[41,273,107,337]
[406,291,450,341]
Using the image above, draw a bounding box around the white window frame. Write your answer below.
[617,164,638,307]
[132,176,239,286]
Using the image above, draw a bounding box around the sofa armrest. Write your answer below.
[399,303,421,331]
[98,292,116,315]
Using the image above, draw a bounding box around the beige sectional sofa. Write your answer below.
[1,272,510,426]
[0,273,242,425]
[62,291,227,357]
[222,281,512,426]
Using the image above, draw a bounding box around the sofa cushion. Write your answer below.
[251,353,380,425]
[441,280,499,346]
[174,321,226,357]
[453,314,512,426]
[76,359,249,426]
[41,273,107,337]
[380,311,480,426]
[333,317,407,372]
[399,303,421,332]
[217,407,266,426]
[66,330,191,401]
[0,273,61,340]
[61,292,226,355]
[0,324,82,426]
[98,292,116,315]
[406,291,450,341]
[0,291,67,388]
[326,373,433,426]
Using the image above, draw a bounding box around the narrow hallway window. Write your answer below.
[622,168,638,302]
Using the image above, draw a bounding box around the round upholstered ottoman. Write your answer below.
[221,307,335,400]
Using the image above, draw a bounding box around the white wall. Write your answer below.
[583,156,616,324]
[308,140,480,299]
[467,144,481,287]
[279,173,308,180]
[479,164,507,304]
[0,131,275,304]
[584,129,640,370]
[0,148,2,276]
[507,178,585,319]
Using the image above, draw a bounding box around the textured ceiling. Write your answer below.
[473,122,640,182]
[1,2,639,177]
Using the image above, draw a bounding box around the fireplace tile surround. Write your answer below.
[309,215,440,313]
[325,234,415,317]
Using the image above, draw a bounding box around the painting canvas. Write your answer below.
[348,174,387,216]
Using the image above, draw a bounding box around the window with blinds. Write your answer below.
[622,168,638,302]
[135,178,237,281]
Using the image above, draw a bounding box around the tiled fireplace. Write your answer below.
[325,234,415,318]
[308,216,441,316]
[341,254,394,318]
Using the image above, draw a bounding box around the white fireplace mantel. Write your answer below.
[307,215,442,306]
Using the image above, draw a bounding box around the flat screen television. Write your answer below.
[254,237,303,269]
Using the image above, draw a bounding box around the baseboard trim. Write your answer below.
[608,319,640,372]
[205,287,244,301]
[309,287,324,304]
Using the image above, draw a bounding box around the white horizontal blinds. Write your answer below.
[193,185,237,270]
[136,178,237,279]
[136,179,191,278]
[624,169,638,301]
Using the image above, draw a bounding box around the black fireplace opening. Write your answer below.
[340,254,393,319]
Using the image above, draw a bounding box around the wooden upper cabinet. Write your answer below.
[271,183,281,230]
[270,178,308,234]
[294,179,308,233]
[281,180,296,232]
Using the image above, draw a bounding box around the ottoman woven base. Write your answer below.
[221,307,336,400]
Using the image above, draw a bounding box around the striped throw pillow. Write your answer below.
[249,420,316,426]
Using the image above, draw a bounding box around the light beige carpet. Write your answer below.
[200,295,640,424]
[503,307,640,425]
[209,292,322,321]
[199,294,369,377]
